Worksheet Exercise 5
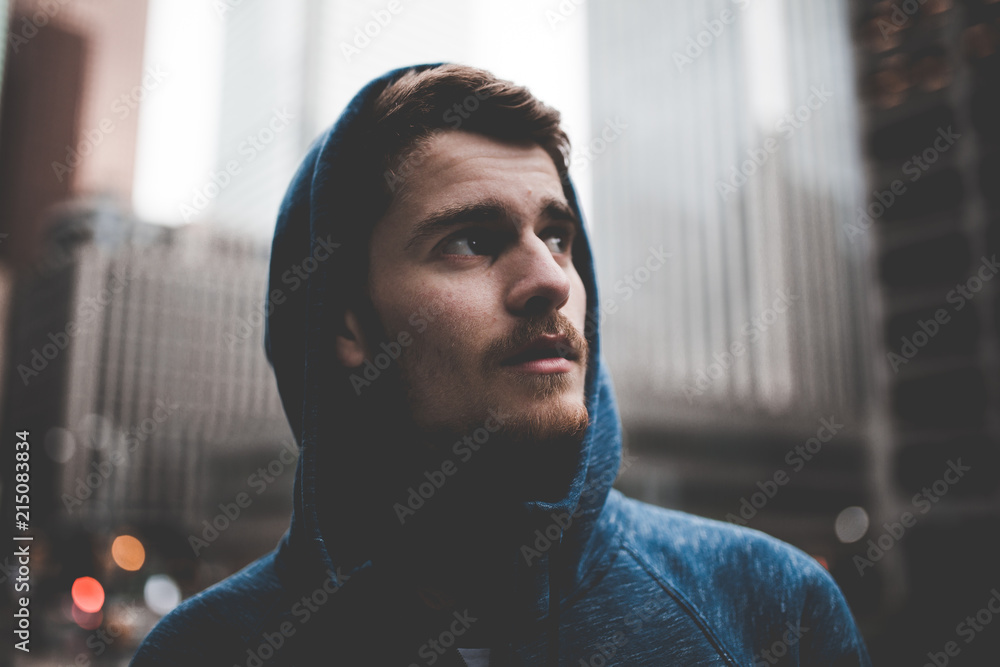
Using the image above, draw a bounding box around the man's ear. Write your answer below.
[334,308,369,368]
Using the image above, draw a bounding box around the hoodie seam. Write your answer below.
[556,517,626,610]
[622,538,741,667]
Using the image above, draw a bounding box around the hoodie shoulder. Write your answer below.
[611,490,822,584]
[606,491,871,665]
[131,552,288,666]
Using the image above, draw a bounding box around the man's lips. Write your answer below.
[500,333,579,366]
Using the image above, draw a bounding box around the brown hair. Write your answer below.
[370,64,571,201]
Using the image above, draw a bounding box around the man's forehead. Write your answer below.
[418,129,554,165]
[389,130,566,217]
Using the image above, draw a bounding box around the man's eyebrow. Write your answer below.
[539,197,581,228]
[404,199,512,252]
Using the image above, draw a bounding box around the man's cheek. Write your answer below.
[571,274,588,319]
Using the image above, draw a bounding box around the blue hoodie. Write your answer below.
[131,64,872,666]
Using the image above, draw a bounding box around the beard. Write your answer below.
[354,300,591,506]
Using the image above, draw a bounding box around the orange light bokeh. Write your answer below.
[111,535,146,571]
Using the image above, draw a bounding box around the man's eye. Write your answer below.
[439,227,573,257]
[440,229,495,256]
[542,227,573,254]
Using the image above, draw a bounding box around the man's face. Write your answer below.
[353,129,589,447]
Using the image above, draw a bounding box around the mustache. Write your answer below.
[484,312,589,366]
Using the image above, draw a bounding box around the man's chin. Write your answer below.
[414,398,589,455]
[489,399,589,445]
[487,364,589,439]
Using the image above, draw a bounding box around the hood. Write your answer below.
[263,63,623,659]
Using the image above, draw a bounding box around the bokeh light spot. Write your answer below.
[835,506,870,544]
[144,574,181,615]
[71,577,105,613]
[72,604,103,629]
[112,535,146,571]
[44,427,76,462]
[78,413,114,450]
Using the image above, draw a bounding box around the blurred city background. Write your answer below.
[0,0,998,664]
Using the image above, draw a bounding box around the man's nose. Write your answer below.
[503,235,572,317]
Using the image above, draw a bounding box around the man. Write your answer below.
[132,64,871,665]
